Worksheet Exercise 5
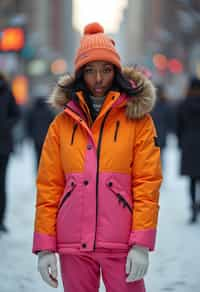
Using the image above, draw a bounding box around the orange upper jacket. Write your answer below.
[33,67,162,254]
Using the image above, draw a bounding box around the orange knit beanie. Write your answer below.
[74,22,121,72]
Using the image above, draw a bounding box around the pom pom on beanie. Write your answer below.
[84,22,104,35]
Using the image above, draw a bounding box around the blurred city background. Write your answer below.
[1,0,200,291]
[1,0,200,101]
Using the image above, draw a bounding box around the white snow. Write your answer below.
[0,135,200,292]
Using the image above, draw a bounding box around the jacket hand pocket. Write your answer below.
[58,179,76,210]
[57,177,81,244]
[96,178,133,243]
[106,179,133,214]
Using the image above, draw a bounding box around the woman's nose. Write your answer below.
[96,71,103,83]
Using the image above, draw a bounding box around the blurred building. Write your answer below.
[123,0,200,77]
[0,0,76,57]
[143,0,200,73]
[0,0,81,100]
[121,0,145,65]
[0,0,77,73]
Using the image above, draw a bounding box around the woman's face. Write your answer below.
[83,61,114,97]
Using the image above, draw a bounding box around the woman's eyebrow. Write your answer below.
[103,62,112,66]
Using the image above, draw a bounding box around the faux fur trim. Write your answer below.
[49,74,74,108]
[123,67,156,119]
[49,67,156,119]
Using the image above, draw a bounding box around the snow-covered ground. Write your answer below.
[0,134,200,292]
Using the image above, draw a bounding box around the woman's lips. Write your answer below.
[94,87,104,93]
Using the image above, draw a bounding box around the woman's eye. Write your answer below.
[104,67,112,73]
[84,68,93,74]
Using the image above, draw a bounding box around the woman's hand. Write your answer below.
[37,251,58,288]
[126,245,149,282]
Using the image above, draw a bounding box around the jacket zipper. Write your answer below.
[94,109,111,249]
[116,193,132,213]
[114,120,120,142]
[70,123,78,145]
[58,183,75,210]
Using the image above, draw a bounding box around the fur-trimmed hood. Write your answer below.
[49,67,156,119]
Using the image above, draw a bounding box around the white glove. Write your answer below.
[126,245,149,282]
[37,251,58,288]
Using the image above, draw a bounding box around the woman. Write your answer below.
[177,77,200,223]
[33,23,162,292]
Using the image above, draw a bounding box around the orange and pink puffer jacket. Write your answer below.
[32,67,162,254]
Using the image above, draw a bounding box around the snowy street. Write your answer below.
[0,134,200,292]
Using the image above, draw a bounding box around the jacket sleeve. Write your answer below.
[129,114,162,251]
[32,117,65,253]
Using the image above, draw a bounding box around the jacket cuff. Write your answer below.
[128,229,157,251]
[32,232,56,254]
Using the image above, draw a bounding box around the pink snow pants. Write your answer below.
[59,252,145,292]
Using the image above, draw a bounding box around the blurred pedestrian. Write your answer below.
[25,96,55,168]
[0,72,20,232]
[177,77,200,223]
[151,85,171,166]
[32,22,162,292]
